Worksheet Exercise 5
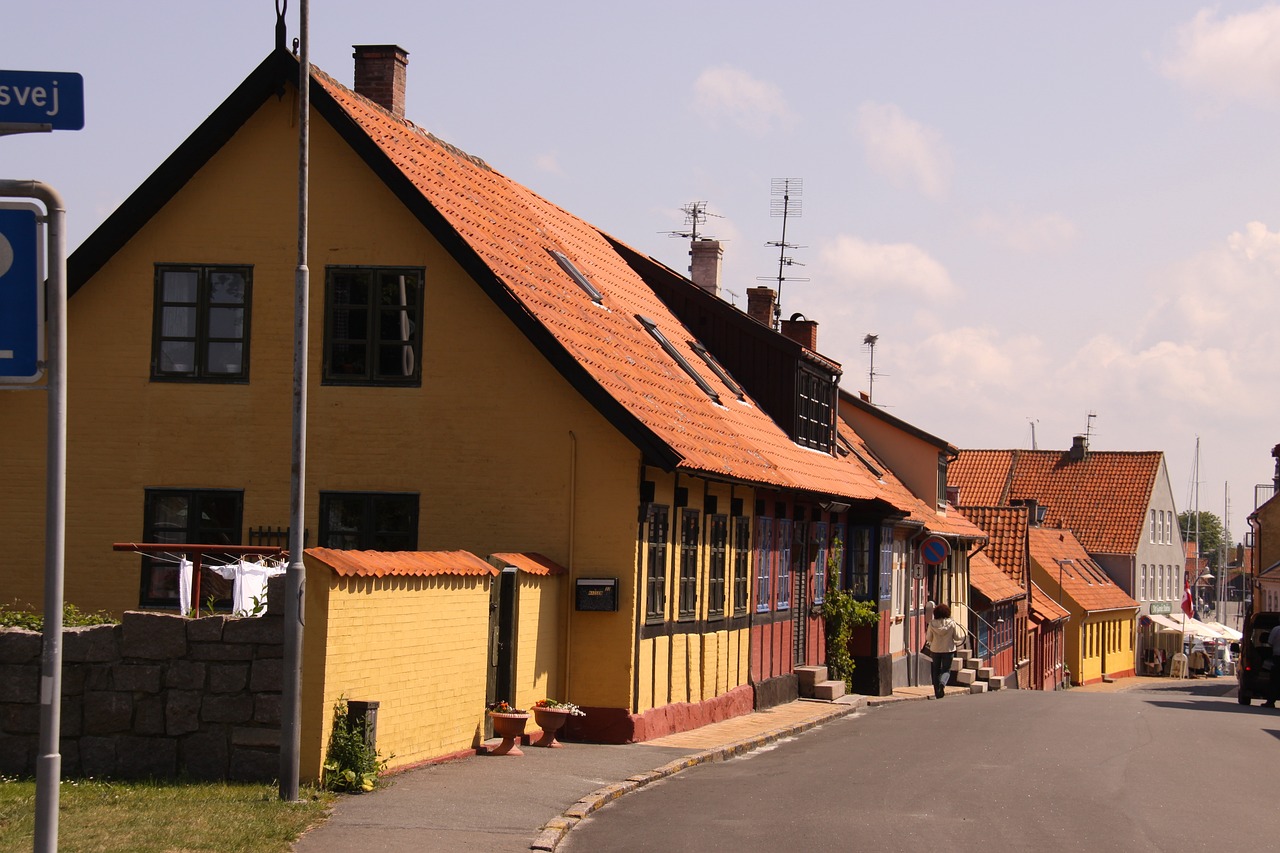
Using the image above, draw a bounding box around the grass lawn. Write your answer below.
[0,777,334,853]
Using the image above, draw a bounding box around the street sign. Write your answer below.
[0,70,84,131]
[920,535,950,565]
[0,204,43,382]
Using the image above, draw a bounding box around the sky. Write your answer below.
[5,1,1278,539]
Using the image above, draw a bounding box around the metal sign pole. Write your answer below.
[0,179,67,853]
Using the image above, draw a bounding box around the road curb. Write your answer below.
[530,700,863,851]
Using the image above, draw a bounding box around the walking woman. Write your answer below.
[925,603,967,699]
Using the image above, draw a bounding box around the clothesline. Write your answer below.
[112,542,290,614]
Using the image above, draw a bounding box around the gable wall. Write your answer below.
[838,399,940,506]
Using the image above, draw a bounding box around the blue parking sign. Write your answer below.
[0,205,42,382]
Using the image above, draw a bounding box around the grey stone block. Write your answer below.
[134,695,165,735]
[84,664,113,691]
[60,694,83,737]
[79,736,116,778]
[112,663,163,693]
[62,665,86,696]
[117,735,177,780]
[180,729,229,781]
[188,643,254,661]
[249,658,283,693]
[59,738,80,777]
[229,746,279,782]
[0,665,39,703]
[0,735,35,775]
[970,682,989,694]
[955,669,977,686]
[812,680,846,701]
[186,616,227,643]
[121,613,186,660]
[266,575,286,617]
[232,726,280,748]
[202,694,253,724]
[253,693,281,726]
[0,629,41,663]
[223,615,283,645]
[2,702,40,734]
[208,663,249,694]
[82,691,133,734]
[976,667,994,681]
[166,690,202,737]
[165,660,206,690]
[63,624,121,663]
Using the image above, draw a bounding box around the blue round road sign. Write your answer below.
[920,536,950,565]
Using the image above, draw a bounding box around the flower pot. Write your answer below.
[487,712,529,756]
[531,706,572,748]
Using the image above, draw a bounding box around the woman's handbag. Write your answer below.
[920,644,933,658]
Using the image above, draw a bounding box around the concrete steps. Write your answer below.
[795,664,848,702]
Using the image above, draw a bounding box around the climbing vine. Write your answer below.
[823,534,881,690]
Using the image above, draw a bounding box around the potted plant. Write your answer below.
[530,699,585,748]
[486,700,530,756]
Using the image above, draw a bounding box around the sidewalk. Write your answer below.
[293,695,896,853]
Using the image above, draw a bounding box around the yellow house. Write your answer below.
[0,44,937,751]
[1027,526,1138,685]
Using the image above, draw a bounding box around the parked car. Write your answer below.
[1232,611,1279,706]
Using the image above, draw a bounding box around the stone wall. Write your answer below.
[0,611,283,781]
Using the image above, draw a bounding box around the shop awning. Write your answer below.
[1203,620,1243,641]
[1147,613,1224,641]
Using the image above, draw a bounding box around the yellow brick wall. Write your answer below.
[513,573,565,711]
[301,557,493,779]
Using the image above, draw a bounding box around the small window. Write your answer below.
[318,492,418,550]
[708,514,728,618]
[936,456,949,509]
[323,267,423,385]
[849,526,873,598]
[733,515,750,616]
[152,265,252,381]
[678,509,701,619]
[140,488,243,609]
[775,518,793,610]
[812,521,829,605]
[550,250,604,303]
[690,341,745,400]
[795,364,834,451]
[645,505,669,622]
[637,316,721,404]
[755,516,774,613]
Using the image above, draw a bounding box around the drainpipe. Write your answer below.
[565,431,577,703]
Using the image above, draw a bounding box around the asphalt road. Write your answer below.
[563,681,1276,852]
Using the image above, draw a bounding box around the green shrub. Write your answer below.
[823,587,881,691]
[322,697,388,793]
[0,601,116,631]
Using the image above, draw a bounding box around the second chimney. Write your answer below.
[747,287,776,328]
[780,313,818,351]
[1069,434,1088,461]
[353,44,409,120]
[690,239,723,297]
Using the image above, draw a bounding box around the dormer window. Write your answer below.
[637,315,721,404]
[795,363,834,452]
[550,250,603,304]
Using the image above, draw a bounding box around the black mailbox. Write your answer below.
[575,578,618,612]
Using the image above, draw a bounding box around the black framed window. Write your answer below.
[775,518,793,610]
[754,516,773,613]
[140,488,243,609]
[848,526,872,598]
[152,265,251,381]
[323,266,423,385]
[707,514,728,618]
[678,509,700,619]
[732,515,750,616]
[645,505,669,623]
[318,492,419,550]
[878,525,894,602]
[795,365,835,452]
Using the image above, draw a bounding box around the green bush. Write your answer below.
[823,587,881,691]
[322,697,388,794]
[0,601,116,631]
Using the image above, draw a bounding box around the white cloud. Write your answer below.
[972,210,1077,254]
[819,235,956,299]
[1161,4,1280,105]
[534,152,563,175]
[692,66,793,134]
[855,102,952,199]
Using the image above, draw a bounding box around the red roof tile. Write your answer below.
[958,506,1029,587]
[489,552,567,576]
[311,67,899,506]
[969,550,1025,603]
[305,548,496,578]
[1029,582,1071,623]
[1026,527,1139,613]
[951,449,1163,555]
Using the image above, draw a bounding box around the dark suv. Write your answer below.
[1233,611,1279,706]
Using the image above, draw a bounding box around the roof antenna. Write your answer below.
[665,201,722,276]
[863,333,879,403]
[1084,411,1097,448]
[275,0,288,52]
[1028,417,1039,450]
[757,178,808,330]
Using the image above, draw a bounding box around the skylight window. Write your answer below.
[550,250,603,304]
[690,341,745,401]
[850,446,883,479]
[636,315,720,404]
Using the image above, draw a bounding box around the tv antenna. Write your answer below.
[863,334,880,403]
[756,178,808,329]
[665,200,721,243]
[1084,411,1097,446]
[1028,417,1039,450]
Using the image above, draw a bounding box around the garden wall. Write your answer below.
[0,610,283,781]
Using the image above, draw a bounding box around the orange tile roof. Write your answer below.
[1026,527,1139,613]
[1029,582,1071,623]
[311,66,899,507]
[969,550,1025,603]
[958,506,1029,587]
[951,449,1163,555]
[305,548,496,578]
[489,552,567,576]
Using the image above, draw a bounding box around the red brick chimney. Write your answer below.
[353,45,409,120]
[780,313,818,351]
[746,287,776,328]
[690,239,722,297]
